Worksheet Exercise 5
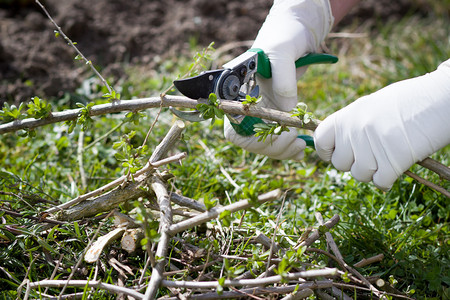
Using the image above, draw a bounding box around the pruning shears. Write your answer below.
[172,48,338,147]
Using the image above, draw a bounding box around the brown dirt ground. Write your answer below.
[0,0,433,105]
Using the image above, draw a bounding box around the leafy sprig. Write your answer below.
[113,131,149,174]
[241,94,261,106]
[291,102,314,124]
[27,96,52,119]
[196,93,224,124]
[253,122,289,143]
[0,103,26,123]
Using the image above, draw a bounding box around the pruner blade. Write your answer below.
[169,107,205,122]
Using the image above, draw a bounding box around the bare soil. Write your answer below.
[0,0,430,105]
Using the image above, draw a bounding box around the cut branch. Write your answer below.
[0,96,312,135]
[144,176,173,299]
[183,281,333,300]
[167,189,283,235]
[27,279,144,299]
[161,269,337,289]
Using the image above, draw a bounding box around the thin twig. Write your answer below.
[44,254,64,295]
[77,131,87,191]
[35,0,113,95]
[353,254,384,268]
[404,170,450,198]
[84,121,125,151]
[168,189,283,235]
[295,214,340,249]
[0,96,313,134]
[161,269,337,289]
[180,283,330,299]
[27,280,144,299]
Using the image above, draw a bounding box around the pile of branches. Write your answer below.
[8,118,417,300]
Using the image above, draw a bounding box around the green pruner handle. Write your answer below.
[247,48,338,79]
[230,49,337,148]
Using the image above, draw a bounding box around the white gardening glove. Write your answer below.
[224,0,334,160]
[314,59,450,190]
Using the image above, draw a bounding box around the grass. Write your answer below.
[0,11,449,300]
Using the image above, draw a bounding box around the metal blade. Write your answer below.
[173,70,224,99]
[169,107,205,122]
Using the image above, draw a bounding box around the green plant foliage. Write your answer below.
[196,93,224,124]
[0,12,449,299]
[0,102,25,122]
[27,96,52,119]
[253,122,289,142]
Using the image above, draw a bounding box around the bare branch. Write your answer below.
[27,279,144,299]
[353,254,384,268]
[0,96,310,135]
[144,176,173,299]
[167,189,283,235]
[161,269,337,289]
[35,0,113,94]
[404,170,450,198]
[180,281,333,300]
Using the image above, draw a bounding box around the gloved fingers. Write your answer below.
[224,120,306,161]
[349,138,378,182]
[373,166,398,191]
[263,129,306,160]
[266,54,299,112]
[314,114,336,162]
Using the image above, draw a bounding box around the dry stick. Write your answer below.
[353,254,384,268]
[416,158,450,181]
[0,96,311,134]
[281,288,314,300]
[46,152,186,215]
[331,286,354,300]
[404,170,450,198]
[35,0,113,95]
[27,280,144,299]
[170,193,206,212]
[167,189,283,235]
[77,131,87,191]
[332,283,414,300]
[44,254,64,295]
[295,214,340,249]
[144,176,173,300]
[164,281,333,300]
[162,269,337,289]
[315,213,344,262]
[17,254,40,300]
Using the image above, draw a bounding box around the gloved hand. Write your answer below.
[314,59,450,190]
[224,0,334,160]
